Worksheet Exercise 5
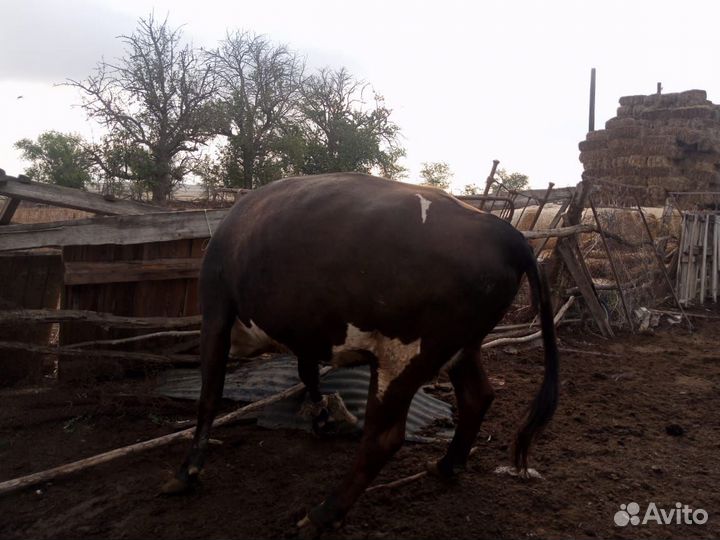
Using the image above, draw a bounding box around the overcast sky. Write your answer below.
[2,0,720,191]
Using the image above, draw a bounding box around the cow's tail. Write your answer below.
[512,258,559,472]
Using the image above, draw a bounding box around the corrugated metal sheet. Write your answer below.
[157,355,453,442]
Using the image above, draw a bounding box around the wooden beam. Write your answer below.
[64,258,203,285]
[556,240,614,337]
[522,223,595,239]
[0,174,165,215]
[0,197,20,225]
[0,309,201,329]
[0,209,228,252]
[0,340,198,364]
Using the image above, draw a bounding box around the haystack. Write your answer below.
[579,89,720,205]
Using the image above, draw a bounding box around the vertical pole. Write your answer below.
[589,68,596,133]
[700,214,709,303]
[479,159,500,211]
[527,182,556,232]
[712,215,718,303]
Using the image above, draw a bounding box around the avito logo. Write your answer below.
[615,502,708,527]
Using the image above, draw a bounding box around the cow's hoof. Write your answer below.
[159,468,200,496]
[311,408,333,436]
[296,515,322,539]
[297,497,344,536]
[160,476,190,495]
[425,459,462,481]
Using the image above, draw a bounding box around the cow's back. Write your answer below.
[205,172,532,353]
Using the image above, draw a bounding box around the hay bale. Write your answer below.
[606,126,643,140]
[587,130,609,141]
[605,117,640,130]
[619,95,648,107]
[578,148,609,163]
[578,138,609,152]
[669,106,719,121]
[677,89,708,106]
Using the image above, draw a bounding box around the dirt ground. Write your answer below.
[1,318,719,539]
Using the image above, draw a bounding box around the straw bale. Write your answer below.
[646,185,668,202]
[578,149,610,164]
[578,138,609,152]
[640,105,718,121]
[605,117,639,130]
[676,89,709,106]
[684,169,719,184]
[647,176,695,191]
[669,127,707,144]
[587,130,609,141]
[619,95,647,107]
[606,126,643,140]
[645,155,675,168]
[684,159,718,173]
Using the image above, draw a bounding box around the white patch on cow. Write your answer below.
[332,324,421,400]
[415,193,432,224]
[229,319,286,358]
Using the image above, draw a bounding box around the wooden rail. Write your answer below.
[0,210,227,251]
[0,172,164,216]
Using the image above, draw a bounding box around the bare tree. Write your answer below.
[67,15,217,202]
[299,67,405,179]
[208,31,304,189]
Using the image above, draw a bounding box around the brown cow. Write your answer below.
[163,172,559,533]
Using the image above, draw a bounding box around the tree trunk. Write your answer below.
[241,147,255,190]
[151,158,173,204]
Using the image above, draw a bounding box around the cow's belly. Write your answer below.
[229,321,421,400]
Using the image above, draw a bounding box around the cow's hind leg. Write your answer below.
[297,356,331,434]
[162,302,235,494]
[432,346,494,478]
[299,355,432,532]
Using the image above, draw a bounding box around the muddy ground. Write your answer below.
[1,318,719,539]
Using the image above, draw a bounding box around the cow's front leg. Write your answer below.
[297,357,333,434]
[298,356,427,532]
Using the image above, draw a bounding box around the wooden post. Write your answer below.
[556,241,614,337]
[479,160,500,210]
[699,214,709,303]
[555,181,614,337]
[534,197,571,257]
[710,214,720,302]
[589,68,596,132]
[0,197,20,225]
[527,182,556,232]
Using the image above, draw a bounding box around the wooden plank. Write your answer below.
[0,174,165,215]
[0,309,201,328]
[63,258,202,285]
[0,340,198,365]
[522,223,595,239]
[556,238,614,337]
[700,214,709,303]
[0,197,21,225]
[0,252,63,384]
[0,210,226,251]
